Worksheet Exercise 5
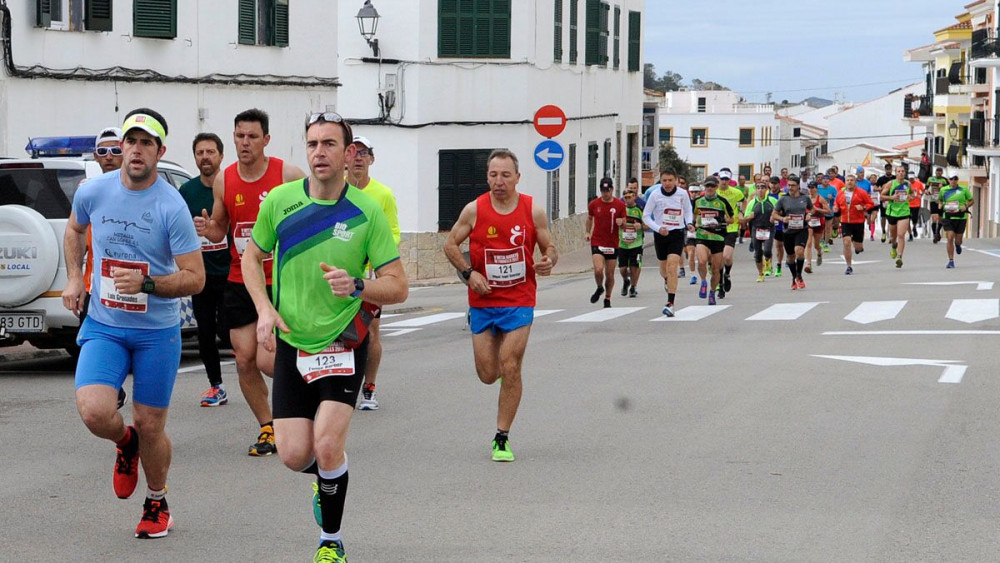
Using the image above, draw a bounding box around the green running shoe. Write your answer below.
[889,247,897,259]
[492,435,514,462]
[314,540,346,563]
[311,482,322,527]
[774,268,783,278]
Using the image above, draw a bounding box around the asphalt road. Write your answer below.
[3,234,1000,562]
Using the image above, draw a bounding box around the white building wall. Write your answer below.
[826,84,923,154]
[0,1,338,172]
[335,0,645,233]
[660,112,779,180]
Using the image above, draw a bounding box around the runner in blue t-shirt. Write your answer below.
[62,108,205,540]
[816,175,839,250]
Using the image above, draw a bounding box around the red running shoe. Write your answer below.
[114,426,140,499]
[135,498,174,538]
[797,279,806,290]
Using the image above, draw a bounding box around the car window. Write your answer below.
[167,171,191,188]
[0,168,82,218]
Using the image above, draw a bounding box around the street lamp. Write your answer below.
[949,120,959,139]
[356,0,380,58]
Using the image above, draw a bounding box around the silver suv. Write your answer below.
[0,152,197,358]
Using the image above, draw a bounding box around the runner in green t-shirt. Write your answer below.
[242,113,408,563]
[694,177,734,306]
[618,181,645,298]
[927,168,948,243]
[716,170,745,298]
[939,175,974,268]
[880,166,912,268]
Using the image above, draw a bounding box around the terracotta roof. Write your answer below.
[965,0,986,9]
[893,140,924,150]
[936,20,972,33]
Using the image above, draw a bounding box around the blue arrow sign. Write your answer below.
[534,140,565,172]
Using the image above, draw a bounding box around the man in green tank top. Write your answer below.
[880,166,912,268]
[618,180,645,298]
[939,175,974,268]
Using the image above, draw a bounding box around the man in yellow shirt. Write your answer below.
[347,136,401,411]
[715,168,745,299]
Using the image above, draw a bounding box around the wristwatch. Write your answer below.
[350,277,365,298]
[461,267,474,281]
[140,275,156,295]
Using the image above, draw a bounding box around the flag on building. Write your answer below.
[860,152,871,167]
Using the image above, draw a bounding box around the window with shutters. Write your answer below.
[585,0,609,66]
[627,10,640,72]
[603,139,611,179]
[238,0,289,47]
[438,0,511,58]
[691,128,708,147]
[659,128,672,146]
[689,165,707,183]
[554,0,563,62]
[612,6,620,69]
[37,0,110,31]
[739,128,754,147]
[738,164,753,180]
[569,0,578,64]
[134,0,177,39]
[548,169,561,220]
[568,144,577,214]
[438,149,493,231]
[587,142,598,200]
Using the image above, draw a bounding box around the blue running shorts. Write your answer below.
[469,307,534,335]
[75,317,182,409]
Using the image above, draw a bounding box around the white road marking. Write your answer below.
[825,330,1000,336]
[380,313,403,319]
[381,328,422,337]
[382,312,467,328]
[945,299,999,324]
[746,302,824,321]
[814,354,967,384]
[533,309,563,318]
[178,361,234,374]
[844,301,907,325]
[651,305,730,322]
[558,307,646,323]
[905,281,994,291]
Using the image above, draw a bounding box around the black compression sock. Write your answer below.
[667,293,675,305]
[318,462,349,536]
[724,265,732,276]
[796,259,805,276]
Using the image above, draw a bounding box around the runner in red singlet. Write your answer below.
[194,108,305,457]
[444,149,557,462]
[585,177,626,307]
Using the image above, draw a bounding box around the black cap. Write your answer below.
[703,177,719,187]
[599,178,613,190]
[769,176,781,183]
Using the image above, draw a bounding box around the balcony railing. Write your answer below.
[971,28,1000,59]
[967,117,1000,150]
[935,76,951,95]
[904,94,933,118]
[641,148,654,171]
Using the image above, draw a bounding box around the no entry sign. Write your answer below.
[533,105,567,138]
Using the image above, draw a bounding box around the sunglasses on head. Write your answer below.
[307,112,345,126]
[96,146,123,157]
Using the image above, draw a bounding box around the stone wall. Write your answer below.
[399,213,591,280]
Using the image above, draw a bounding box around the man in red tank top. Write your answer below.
[444,149,558,463]
[194,109,305,457]
[585,177,626,307]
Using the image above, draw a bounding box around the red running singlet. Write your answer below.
[223,157,284,284]
[468,193,537,308]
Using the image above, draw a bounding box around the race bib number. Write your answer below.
[622,225,637,243]
[297,342,355,383]
[597,246,616,255]
[700,210,719,229]
[233,221,272,262]
[199,235,228,252]
[871,192,880,205]
[944,201,960,213]
[100,258,149,313]
[788,214,804,230]
[662,208,683,229]
[484,247,527,287]
[897,191,908,202]
[808,217,822,228]
[755,228,770,241]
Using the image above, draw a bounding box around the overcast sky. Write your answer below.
[645,1,968,104]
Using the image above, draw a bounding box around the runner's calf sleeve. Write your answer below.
[319,461,349,535]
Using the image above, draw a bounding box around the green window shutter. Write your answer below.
[568,143,576,214]
[134,0,177,39]
[569,0,578,63]
[238,0,255,45]
[599,2,609,67]
[584,0,600,66]
[438,149,491,230]
[612,6,620,69]
[438,0,459,57]
[85,0,114,31]
[587,143,598,200]
[554,0,563,61]
[36,0,52,28]
[627,11,640,72]
[491,0,510,58]
[273,0,289,47]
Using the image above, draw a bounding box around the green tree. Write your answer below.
[658,143,692,180]
[643,64,684,92]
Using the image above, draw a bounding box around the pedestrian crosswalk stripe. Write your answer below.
[844,301,907,325]
[533,309,563,319]
[651,305,730,322]
[382,312,466,328]
[945,299,999,324]
[746,302,825,321]
[558,307,646,323]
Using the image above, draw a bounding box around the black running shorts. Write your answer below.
[272,336,368,419]
[654,230,685,260]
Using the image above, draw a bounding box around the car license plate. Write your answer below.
[0,312,46,333]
